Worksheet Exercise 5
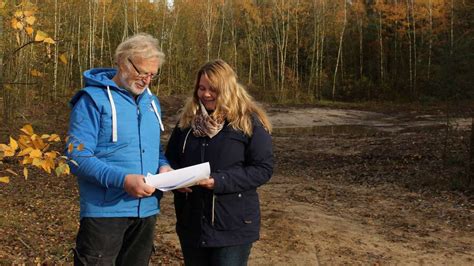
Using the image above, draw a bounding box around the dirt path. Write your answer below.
[151,106,473,265]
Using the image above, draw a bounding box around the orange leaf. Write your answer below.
[68,143,74,153]
[77,143,84,151]
[31,136,45,150]
[11,18,19,29]
[20,124,34,135]
[31,69,43,77]
[26,26,34,36]
[45,151,57,159]
[22,157,33,165]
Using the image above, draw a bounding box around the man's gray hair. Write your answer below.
[115,33,165,67]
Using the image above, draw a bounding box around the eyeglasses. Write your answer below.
[127,58,159,81]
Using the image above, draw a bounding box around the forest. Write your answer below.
[0,0,473,264]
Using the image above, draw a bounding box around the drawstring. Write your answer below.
[146,88,164,131]
[182,128,192,153]
[106,86,118,142]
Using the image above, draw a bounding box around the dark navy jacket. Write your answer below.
[165,117,273,247]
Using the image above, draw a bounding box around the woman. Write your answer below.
[165,59,273,266]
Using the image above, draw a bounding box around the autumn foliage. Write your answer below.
[0,125,75,183]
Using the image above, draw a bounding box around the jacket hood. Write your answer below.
[71,68,127,107]
[83,68,118,88]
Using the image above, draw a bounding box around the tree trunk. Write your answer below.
[428,0,433,81]
[332,0,346,101]
[470,117,474,185]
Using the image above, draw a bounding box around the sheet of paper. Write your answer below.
[145,162,210,191]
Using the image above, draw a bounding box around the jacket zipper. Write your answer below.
[137,103,143,217]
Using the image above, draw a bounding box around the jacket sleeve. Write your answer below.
[212,121,273,194]
[65,93,127,188]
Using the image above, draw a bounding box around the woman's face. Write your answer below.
[197,74,217,111]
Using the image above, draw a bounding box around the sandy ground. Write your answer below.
[0,102,473,265]
[150,105,473,265]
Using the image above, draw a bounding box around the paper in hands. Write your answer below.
[145,162,210,191]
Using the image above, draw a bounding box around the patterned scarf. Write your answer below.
[191,101,225,138]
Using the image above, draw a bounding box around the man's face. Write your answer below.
[118,56,159,96]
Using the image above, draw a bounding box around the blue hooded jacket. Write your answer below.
[66,68,169,218]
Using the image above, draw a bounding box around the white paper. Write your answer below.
[145,162,210,191]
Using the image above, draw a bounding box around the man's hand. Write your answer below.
[124,174,155,198]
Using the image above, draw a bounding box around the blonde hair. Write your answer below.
[115,33,165,67]
[179,59,272,136]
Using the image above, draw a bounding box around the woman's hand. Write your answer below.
[198,176,215,190]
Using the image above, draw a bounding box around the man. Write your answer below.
[66,33,171,265]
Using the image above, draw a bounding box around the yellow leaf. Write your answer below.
[48,134,60,142]
[0,176,10,184]
[5,169,18,176]
[34,30,48,42]
[56,163,70,177]
[14,11,23,18]
[16,32,20,45]
[41,134,50,139]
[31,69,43,77]
[26,26,34,36]
[0,2,6,9]
[77,143,84,151]
[9,137,18,151]
[59,53,68,65]
[16,21,24,30]
[29,149,42,158]
[0,144,15,157]
[23,168,28,180]
[25,15,35,25]
[32,158,42,166]
[18,147,33,156]
[43,38,55,44]
[20,124,34,135]
[68,143,74,153]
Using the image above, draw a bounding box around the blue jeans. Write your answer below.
[181,243,253,266]
[73,216,156,266]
